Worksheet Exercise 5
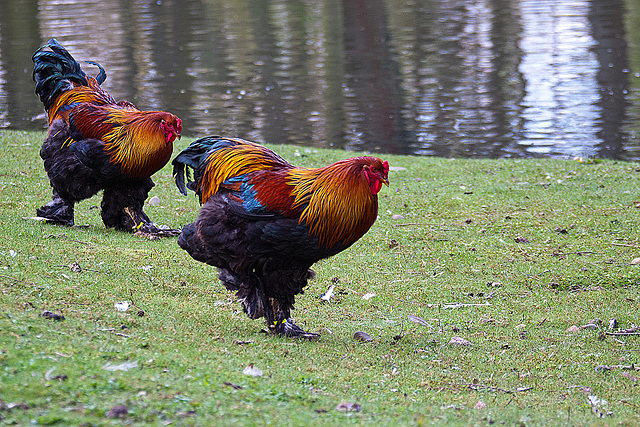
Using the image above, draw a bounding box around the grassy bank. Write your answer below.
[1,129,639,425]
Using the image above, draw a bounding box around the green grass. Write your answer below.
[1,129,640,425]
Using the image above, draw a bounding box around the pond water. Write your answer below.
[1,0,640,159]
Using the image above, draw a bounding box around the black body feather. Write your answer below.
[37,120,156,231]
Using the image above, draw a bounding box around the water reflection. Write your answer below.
[589,0,630,157]
[0,0,639,159]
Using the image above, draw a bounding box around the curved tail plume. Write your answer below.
[172,136,222,196]
[32,38,107,111]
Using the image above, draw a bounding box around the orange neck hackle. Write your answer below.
[287,156,387,249]
[101,110,179,178]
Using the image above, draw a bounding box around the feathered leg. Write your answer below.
[101,178,178,235]
[219,268,318,338]
[218,269,267,320]
[38,120,99,226]
[267,298,319,339]
[263,268,319,338]
[36,189,75,225]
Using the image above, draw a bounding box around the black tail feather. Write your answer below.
[172,136,223,197]
[32,38,107,111]
[84,60,107,85]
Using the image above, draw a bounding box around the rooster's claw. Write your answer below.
[134,222,181,238]
[271,318,320,340]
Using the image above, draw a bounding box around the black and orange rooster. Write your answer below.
[32,39,182,233]
[173,137,389,337]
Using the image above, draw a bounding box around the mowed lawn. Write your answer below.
[1,129,639,425]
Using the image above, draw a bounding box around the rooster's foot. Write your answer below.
[270,318,319,339]
[36,202,74,226]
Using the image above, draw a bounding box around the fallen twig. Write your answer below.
[620,399,639,408]
[53,263,110,275]
[606,332,640,336]
[223,382,243,390]
[466,383,532,394]
[129,289,146,316]
[595,364,640,372]
[611,243,639,248]
[0,274,31,284]
[554,251,597,256]
[392,223,461,231]
[443,302,491,309]
[605,326,640,336]
[59,301,92,306]
[96,328,129,338]
[46,233,90,246]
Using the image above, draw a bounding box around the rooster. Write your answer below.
[32,39,182,233]
[173,137,389,337]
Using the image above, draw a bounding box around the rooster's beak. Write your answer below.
[175,132,181,140]
[382,177,389,186]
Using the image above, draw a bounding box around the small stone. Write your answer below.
[148,196,161,206]
[114,301,129,312]
[243,363,263,377]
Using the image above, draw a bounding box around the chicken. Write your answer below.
[32,39,182,233]
[173,136,389,337]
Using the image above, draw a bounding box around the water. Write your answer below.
[1,0,639,159]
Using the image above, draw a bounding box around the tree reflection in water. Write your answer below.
[0,0,638,159]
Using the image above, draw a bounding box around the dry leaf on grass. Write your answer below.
[320,285,334,302]
[408,315,431,327]
[474,401,487,410]
[336,402,361,412]
[449,336,472,347]
[353,331,373,342]
[102,361,139,372]
[107,405,128,419]
[41,311,64,321]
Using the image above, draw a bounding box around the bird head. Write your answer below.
[160,115,182,144]
[363,158,390,194]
